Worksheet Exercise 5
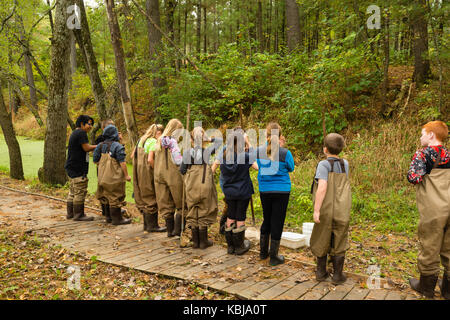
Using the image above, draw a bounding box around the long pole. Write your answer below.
[181,103,190,243]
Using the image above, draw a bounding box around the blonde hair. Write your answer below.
[157,119,183,150]
[140,123,164,145]
[266,122,281,160]
[191,126,209,148]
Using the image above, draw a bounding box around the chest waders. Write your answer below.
[184,162,218,249]
[310,158,351,285]
[132,138,166,232]
[410,147,450,299]
[96,142,131,226]
[154,143,185,237]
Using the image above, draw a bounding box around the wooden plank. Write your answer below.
[203,263,256,291]
[100,240,172,264]
[238,265,297,300]
[343,286,370,300]
[365,289,389,300]
[166,250,229,278]
[254,270,310,300]
[299,280,333,300]
[405,293,419,300]
[275,280,318,300]
[135,249,194,271]
[384,291,404,300]
[321,281,356,300]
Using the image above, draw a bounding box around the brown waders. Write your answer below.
[154,145,185,237]
[67,176,93,221]
[132,139,166,233]
[409,159,450,299]
[310,158,351,284]
[96,142,130,226]
[184,163,218,249]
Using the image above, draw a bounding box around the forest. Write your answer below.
[0,0,448,301]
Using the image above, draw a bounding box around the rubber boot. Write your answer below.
[269,239,284,266]
[101,204,107,217]
[409,274,438,299]
[331,255,347,285]
[147,213,166,232]
[165,215,175,237]
[316,255,329,281]
[66,202,74,219]
[438,274,450,300]
[232,225,251,255]
[172,212,183,237]
[260,233,270,260]
[191,227,200,249]
[110,207,131,225]
[142,211,148,231]
[224,224,235,254]
[73,203,94,221]
[219,203,228,235]
[199,226,213,249]
[105,204,112,223]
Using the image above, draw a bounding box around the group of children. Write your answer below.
[65,115,449,300]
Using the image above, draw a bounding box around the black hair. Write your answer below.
[76,115,94,128]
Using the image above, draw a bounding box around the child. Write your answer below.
[154,119,185,237]
[407,120,449,300]
[93,125,132,225]
[257,122,294,266]
[212,129,258,255]
[132,123,166,233]
[180,127,220,249]
[310,133,351,285]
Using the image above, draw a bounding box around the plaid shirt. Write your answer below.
[407,145,450,184]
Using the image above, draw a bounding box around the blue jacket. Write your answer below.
[93,125,126,163]
[220,151,254,200]
[256,145,295,193]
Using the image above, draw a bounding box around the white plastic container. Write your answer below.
[280,232,308,249]
[302,222,314,234]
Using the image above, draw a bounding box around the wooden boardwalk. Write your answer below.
[0,186,421,300]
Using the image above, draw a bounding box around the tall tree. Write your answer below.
[0,82,24,180]
[105,0,139,146]
[285,0,302,52]
[73,0,109,141]
[411,0,431,86]
[196,0,201,54]
[41,0,71,185]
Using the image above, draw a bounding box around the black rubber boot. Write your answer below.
[165,216,175,237]
[66,202,74,219]
[191,227,200,249]
[172,212,182,237]
[142,211,148,231]
[260,233,270,260]
[232,226,251,255]
[224,225,235,254]
[147,213,166,232]
[199,226,213,249]
[105,204,112,223]
[100,204,106,216]
[331,255,347,285]
[73,203,94,221]
[269,239,284,266]
[316,255,329,281]
[219,203,228,235]
[409,274,438,299]
[438,274,449,300]
[110,207,131,225]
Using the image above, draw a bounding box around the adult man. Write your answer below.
[65,115,97,221]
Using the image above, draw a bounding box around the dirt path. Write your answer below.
[0,186,425,300]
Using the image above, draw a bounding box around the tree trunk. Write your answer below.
[285,0,302,52]
[411,0,431,87]
[42,0,71,185]
[145,0,166,120]
[203,5,207,54]
[73,0,109,142]
[257,0,263,52]
[105,0,139,147]
[0,84,24,180]
[382,10,390,114]
[165,0,176,43]
[196,0,201,54]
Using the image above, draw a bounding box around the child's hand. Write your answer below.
[313,210,321,224]
[125,175,131,182]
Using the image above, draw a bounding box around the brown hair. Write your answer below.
[423,121,448,142]
[101,119,115,130]
[223,127,245,161]
[266,122,281,160]
[191,126,209,148]
[157,119,183,150]
[140,123,164,144]
[324,133,345,155]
